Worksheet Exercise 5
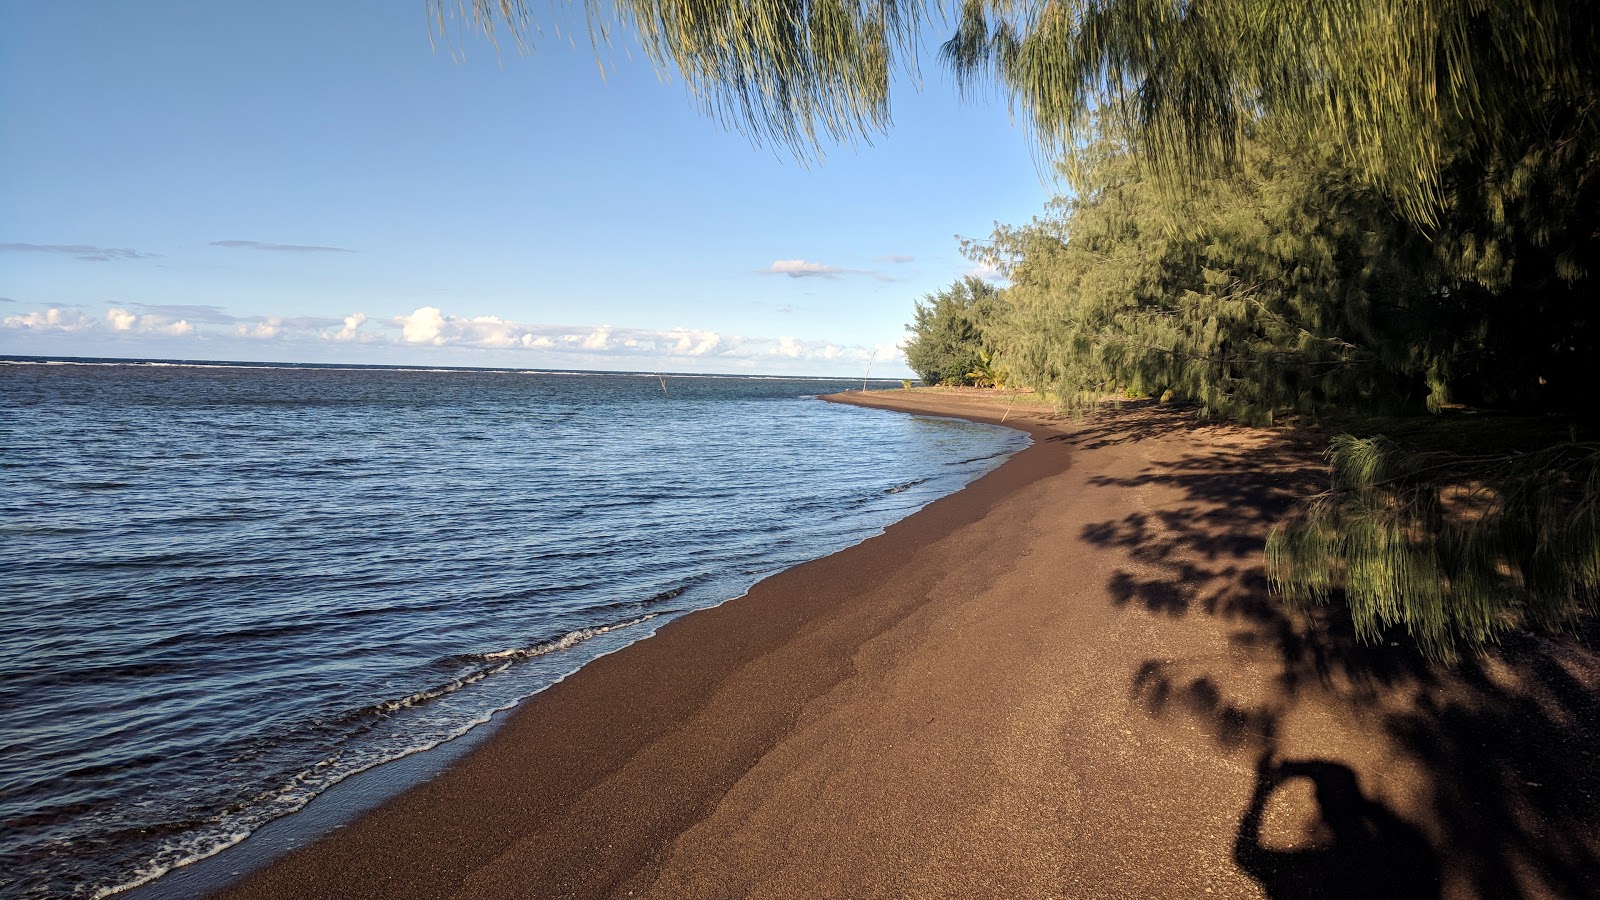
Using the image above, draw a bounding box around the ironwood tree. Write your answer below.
[902,276,999,386]
[439,0,1600,656]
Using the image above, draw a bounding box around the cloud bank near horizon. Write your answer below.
[386,307,874,364]
[6,305,195,336]
[2,303,902,372]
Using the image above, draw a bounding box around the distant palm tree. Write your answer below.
[965,350,1004,389]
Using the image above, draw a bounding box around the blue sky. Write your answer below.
[0,1,1050,377]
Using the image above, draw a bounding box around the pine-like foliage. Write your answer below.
[957,0,1600,407]
[444,0,1598,217]
[1268,436,1600,659]
[902,276,999,386]
[977,126,1448,423]
[431,0,919,151]
[943,0,1599,228]
[966,120,1600,654]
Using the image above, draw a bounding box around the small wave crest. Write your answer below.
[947,450,1010,466]
[644,585,687,604]
[90,613,659,898]
[396,614,657,713]
[468,614,655,664]
[92,830,251,898]
[883,478,929,495]
[644,574,711,605]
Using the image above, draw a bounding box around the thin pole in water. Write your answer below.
[861,350,875,392]
[657,374,669,398]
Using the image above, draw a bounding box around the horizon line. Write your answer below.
[0,353,913,383]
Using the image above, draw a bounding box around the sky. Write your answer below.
[0,1,1052,378]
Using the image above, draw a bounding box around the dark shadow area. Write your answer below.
[1078,417,1600,898]
[1235,755,1441,900]
[1045,399,1223,449]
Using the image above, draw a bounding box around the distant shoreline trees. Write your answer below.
[902,277,998,387]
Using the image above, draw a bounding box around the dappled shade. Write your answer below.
[1072,413,1600,896]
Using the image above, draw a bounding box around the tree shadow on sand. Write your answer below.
[1041,399,1229,450]
[1074,416,1600,899]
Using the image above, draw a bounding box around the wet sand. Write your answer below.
[217,390,1599,899]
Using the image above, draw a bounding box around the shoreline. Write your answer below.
[207,389,1599,899]
[196,389,1073,899]
[113,390,1020,900]
[121,389,1039,899]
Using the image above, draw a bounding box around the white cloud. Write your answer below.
[399,306,447,344]
[139,312,191,335]
[214,314,341,341]
[4,306,197,335]
[334,312,367,341]
[665,327,720,356]
[237,317,282,339]
[965,260,1005,282]
[767,259,843,278]
[1,302,899,374]
[377,308,882,368]
[103,307,193,335]
[582,325,613,350]
[765,259,897,282]
[3,307,96,332]
[106,307,190,334]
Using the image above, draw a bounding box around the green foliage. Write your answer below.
[1268,436,1600,659]
[432,0,920,153]
[902,277,999,386]
[942,0,1600,230]
[964,349,1005,388]
[976,126,1454,423]
[439,0,1600,654]
[974,123,1600,655]
[442,0,1597,412]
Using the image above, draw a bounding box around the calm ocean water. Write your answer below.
[0,359,1026,898]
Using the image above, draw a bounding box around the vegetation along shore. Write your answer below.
[454,0,1598,657]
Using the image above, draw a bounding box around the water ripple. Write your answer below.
[0,362,1025,898]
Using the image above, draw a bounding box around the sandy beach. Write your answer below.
[216,390,1599,899]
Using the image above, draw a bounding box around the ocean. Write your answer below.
[0,359,1027,898]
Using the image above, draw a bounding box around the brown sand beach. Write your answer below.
[216,390,1599,899]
